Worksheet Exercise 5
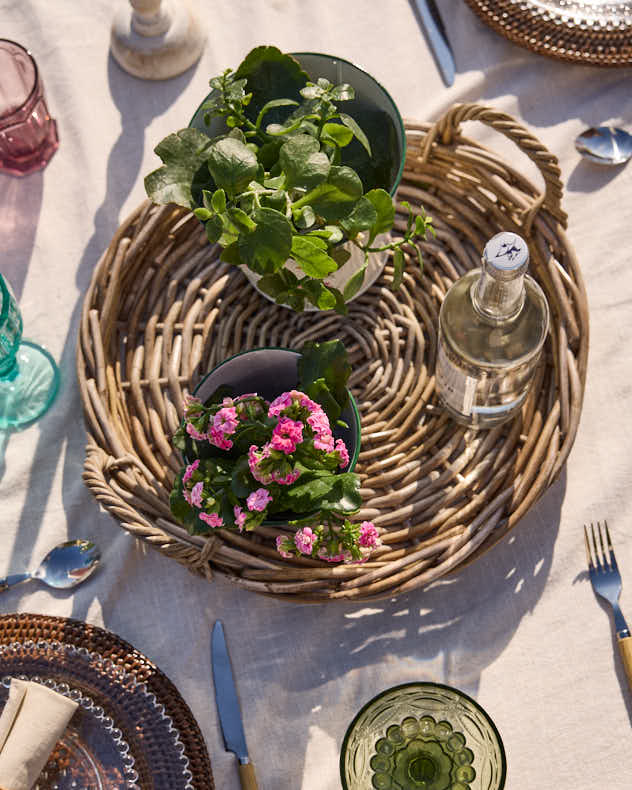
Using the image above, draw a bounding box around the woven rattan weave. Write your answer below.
[463,0,632,66]
[0,613,214,788]
[77,103,588,603]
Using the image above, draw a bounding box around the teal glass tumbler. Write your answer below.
[0,273,59,429]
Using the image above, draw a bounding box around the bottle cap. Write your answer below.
[482,232,529,280]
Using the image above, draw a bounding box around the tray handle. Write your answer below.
[419,103,567,234]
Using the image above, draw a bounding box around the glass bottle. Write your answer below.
[435,231,549,428]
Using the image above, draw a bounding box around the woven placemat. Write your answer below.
[77,103,588,603]
[0,613,214,789]
[463,0,632,66]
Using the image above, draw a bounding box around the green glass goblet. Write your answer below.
[0,273,59,429]
[341,683,506,790]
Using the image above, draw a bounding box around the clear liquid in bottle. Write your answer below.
[435,232,549,428]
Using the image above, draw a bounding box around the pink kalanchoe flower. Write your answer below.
[213,406,239,435]
[306,409,331,436]
[189,481,204,508]
[294,527,317,555]
[359,521,381,549]
[270,417,304,455]
[208,427,233,451]
[268,391,294,417]
[334,438,350,468]
[248,444,273,485]
[186,422,207,441]
[313,432,335,453]
[199,511,223,528]
[276,535,294,559]
[299,393,321,413]
[233,505,247,532]
[182,459,200,484]
[247,487,272,512]
[272,468,301,486]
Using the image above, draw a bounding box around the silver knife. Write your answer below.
[211,620,258,790]
[411,0,456,87]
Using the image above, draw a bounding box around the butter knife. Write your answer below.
[211,620,258,790]
[411,0,455,86]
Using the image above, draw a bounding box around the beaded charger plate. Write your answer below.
[0,614,214,789]
[463,0,632,66]
[77,103,588,603]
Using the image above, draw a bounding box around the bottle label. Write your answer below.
[436,341,478,416]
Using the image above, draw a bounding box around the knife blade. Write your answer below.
[211,620,258,790]
[411,0,456,87]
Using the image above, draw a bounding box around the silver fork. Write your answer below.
[584,521,632,690]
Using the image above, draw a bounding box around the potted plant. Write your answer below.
[169,341,382,563]
[145,45,433,313]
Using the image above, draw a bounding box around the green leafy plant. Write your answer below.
[145,45,434,314]
[170,341,382,563]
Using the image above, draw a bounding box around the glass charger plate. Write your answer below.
[463,0,632,65]
[0,615,214,789]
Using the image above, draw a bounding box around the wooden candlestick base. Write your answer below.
[110,0,205,80]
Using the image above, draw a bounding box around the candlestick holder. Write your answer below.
[110,0,205,80]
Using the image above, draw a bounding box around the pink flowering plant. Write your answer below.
[170,341,381,563]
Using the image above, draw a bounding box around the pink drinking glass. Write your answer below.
[0,39,59,176]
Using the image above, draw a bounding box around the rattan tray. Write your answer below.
[0,613,213,788]
[77,103,588,603]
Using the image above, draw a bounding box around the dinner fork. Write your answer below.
[584,521,632,691]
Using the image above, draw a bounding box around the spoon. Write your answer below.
[575,126,632,166]
[0,540,101,592]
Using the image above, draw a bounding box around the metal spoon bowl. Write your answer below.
[575,126,632,166]
[0,539,101,592]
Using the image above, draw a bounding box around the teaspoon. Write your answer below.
[575,126,632,166]
[0,539,101,592]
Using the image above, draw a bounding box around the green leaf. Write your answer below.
[290,236,338,279]
[295,166,363,223]
[283,472,361,515]
[391,248,405,291]
[260,190,287,213]
[207,137,259,197]
[338,112,372,156]
[298,339,351,420]
[301,281,337,311]
[234,46,309,125]
[365,188,395,244]
[280,134,330,190]
[339,196,378,237]
[331,84,355,101]
[211,188,227,213]
[330,246,351,266]
[320,122,354,148]
[295,205,316,229]
[343,260,368,301]
[145,128,214,209]
[228,207,257,232]
[238,208,293,274]
[256,98,299,129]
[219,242,243,265]
[202,189,215,212]
[194,207,212,221]
[205,214,224,243]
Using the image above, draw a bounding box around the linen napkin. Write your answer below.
[0,678,78,790]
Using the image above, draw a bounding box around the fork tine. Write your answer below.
[604,520,618,569]
[584,524,595,569]
[590,522,603,570]
[597,521,609,567]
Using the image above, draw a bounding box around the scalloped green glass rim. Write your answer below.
[188,50,406,197]
[339,681,507,790]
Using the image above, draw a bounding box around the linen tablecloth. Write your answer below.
[1,1,632,787]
